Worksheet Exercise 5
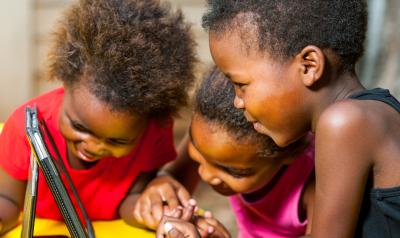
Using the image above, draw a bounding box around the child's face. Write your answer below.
[59,83,148,165]
[188,114,290,196]
[209,31,309,147]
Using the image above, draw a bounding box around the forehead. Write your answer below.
[190,114,259,165]
[209,30,250,62]
[209,17,266,58]
[63,84,144,138]
[209,30,275,78]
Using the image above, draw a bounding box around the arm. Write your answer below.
[125,133,200,230]
[311,104,374,238]
[0,167,26,235]
[119,170,158,229]
[163,133,200,194]
[302,175,315,236]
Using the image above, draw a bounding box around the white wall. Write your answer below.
[0,0,33,121]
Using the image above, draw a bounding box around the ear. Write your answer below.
[296,45,325,87]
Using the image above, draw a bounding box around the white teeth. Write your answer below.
[77,150,92,161]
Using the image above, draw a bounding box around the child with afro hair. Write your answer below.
[0,0,196,234]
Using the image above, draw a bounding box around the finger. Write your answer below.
[156,224,165,238]
[164,205,172,216]
[141,198,157,229]
[206,226,215,236]
[161,184,181,210]
[156,216,168,238]
[181,199,196,221]
[164,222,185,238]
[133,198,144,225]
[149,191,164,223]
[198,217,230,238]
[168,206,183,218]
[176,186,191,207]
[204,211,213,219]
[206,219,230,238]
[196,224,209,238]
[193,217,209,237]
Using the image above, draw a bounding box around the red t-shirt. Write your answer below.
[0,88,176,220]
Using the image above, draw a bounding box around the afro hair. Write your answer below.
[49,0,197,118]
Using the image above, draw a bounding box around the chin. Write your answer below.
[211,184,237,196]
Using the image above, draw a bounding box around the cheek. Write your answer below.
[112,147,134,158]
[59,117,79,141]
[227,179,257,194]
[243,86,272,117]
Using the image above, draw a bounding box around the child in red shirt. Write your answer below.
[0,0,196,235]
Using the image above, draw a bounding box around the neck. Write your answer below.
[242,166,288,203]
[310,70,365,132]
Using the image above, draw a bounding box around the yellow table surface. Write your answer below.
[1,218,155,238]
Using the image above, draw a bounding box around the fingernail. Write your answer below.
[164,222,173,233]
[204,211,213,218]
[189,199,197,206]
[208,226,214,233]
[194,206,199,212]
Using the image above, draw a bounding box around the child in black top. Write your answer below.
[194,1,400,238]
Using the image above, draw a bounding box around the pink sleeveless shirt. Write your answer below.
[229,145,314,238]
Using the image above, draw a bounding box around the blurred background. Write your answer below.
[0,0,399,236]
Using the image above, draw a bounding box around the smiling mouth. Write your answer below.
[77,150,100,162]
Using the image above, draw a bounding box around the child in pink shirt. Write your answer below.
[137,68,315,238]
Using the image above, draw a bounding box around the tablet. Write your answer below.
[24,105,95,238]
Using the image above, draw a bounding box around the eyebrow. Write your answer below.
[189,124,255,176]
[67,113,93,133]
[188,124,199,149]
[224,73,232,80]
[67,113,134,142]
[215,163,255,177]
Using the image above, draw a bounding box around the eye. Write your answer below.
[229,173,246,179]
[233,82,247,89]
[71,121,90,133]
[106,138,131,146]
[220,166,254,179]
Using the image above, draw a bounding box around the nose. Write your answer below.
[198,165,222,186]
[80,136,108,157]
[234,94,245,109]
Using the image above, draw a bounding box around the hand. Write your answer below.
[133,175,192,229]
[193,212,231,238]
[157,216,201,238]
[157,206,230,238]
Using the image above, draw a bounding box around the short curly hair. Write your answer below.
[48,0,197,118]
[202,0,367,70]
[194,66,306,158]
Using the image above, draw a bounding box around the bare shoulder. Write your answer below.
[316,99,394,147]
[315,100,378,169]
[316,99,400,173]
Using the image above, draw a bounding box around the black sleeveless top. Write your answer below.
[349,88,400,238]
